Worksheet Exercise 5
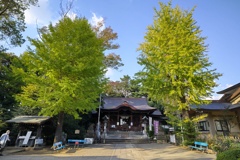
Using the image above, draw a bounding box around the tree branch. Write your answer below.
[59,0,74,18]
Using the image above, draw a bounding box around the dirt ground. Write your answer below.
[4,143,216,160]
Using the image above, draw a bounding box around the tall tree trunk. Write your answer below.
[182,109,189,119]
[54,111,64,143]
[180,95,189,119]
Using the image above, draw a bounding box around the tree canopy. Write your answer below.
[14,17,106,142]
[91,20,123,70]
[0,0,38,52]
[137,2,221,118]
[104,75,146,98]
[57,0,124,70]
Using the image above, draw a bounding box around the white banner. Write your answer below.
[154,120,159,135]
[149,117,152,131]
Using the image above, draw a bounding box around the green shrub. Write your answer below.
[181,119,198,146]
[197,135,240,152]
[217,149,240,160]
[147,126,154,139]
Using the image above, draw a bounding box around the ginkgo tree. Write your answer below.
[137,2,221,124]
[14,17,107,142]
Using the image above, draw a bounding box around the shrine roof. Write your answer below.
[6,116,51,125]
[102,97,156,111]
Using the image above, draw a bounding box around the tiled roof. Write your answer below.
[103,97,156,111]
[191,102,240,110]
[191,102,232,110]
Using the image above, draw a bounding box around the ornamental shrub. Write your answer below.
[216,149,240,160]
[182,119,198,146]
[197,135,240,152]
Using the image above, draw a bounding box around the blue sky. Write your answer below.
[9,0,240,99]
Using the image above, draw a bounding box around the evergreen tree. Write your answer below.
[0,52,24,129]
[120,75,131,97]
[104,75,145,98]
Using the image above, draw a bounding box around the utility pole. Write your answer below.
[97,94,101,142]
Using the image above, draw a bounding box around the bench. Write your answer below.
[190,141,208,152]
[52,141,65,151]
[68,139,86,148]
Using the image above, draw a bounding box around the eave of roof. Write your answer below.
[217,83,240,94]
[229,103,240,110]
[150,109,162,116]
[218,85,240,103]
[229,88,240,102]
[6,116,51,125]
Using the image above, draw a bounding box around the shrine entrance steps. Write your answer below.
[104,131,149,144]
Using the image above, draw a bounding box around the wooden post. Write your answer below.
[108,114,110,131]
[131,114,133,124]
[140,115,142,131]
[36,125,42,138]
[117,112,119,125]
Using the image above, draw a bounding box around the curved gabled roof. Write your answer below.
[102,97,156,111]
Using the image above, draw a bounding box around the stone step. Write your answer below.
[106,135,147,139]
[108,131,143,135]
[105,131,147,140]
[105,138,149,144]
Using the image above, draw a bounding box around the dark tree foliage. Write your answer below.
[0,52,24,128]
[0,0,38,51]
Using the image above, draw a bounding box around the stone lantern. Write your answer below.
[102,115,109,143]
[142,116,148,136]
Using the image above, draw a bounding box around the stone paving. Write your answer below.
[1,143,216,160]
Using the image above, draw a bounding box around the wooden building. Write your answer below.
[189,83,240,137]
[6,116,52,147]
[99,97,164,133]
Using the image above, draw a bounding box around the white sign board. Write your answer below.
[170,134,176,143]
[84,138,94,144]
[22,131,32,145]
[35,139,43,145]
[75,129,80,134]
